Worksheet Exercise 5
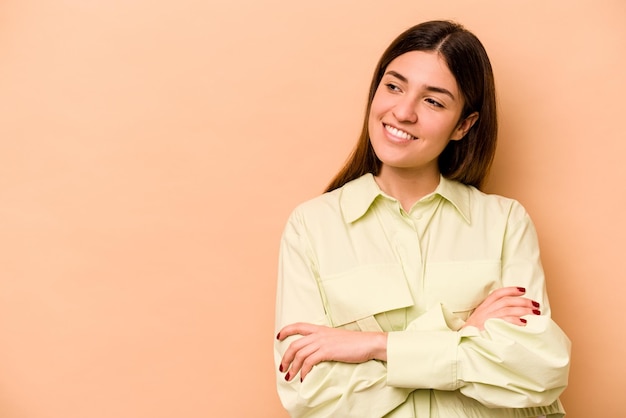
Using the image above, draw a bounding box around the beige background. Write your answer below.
[0,1,624,417]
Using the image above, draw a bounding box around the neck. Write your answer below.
[375,166,441,211]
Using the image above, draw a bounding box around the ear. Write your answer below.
[450,112,479,141]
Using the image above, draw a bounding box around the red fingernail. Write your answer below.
[517,287,526,292]
[279,364,283,373]
[533,309,541,315]
[532,301,540,308]
[276,332,280,340]
[285,373,290,381]
[520,318,527,324]
[300,377,303,383]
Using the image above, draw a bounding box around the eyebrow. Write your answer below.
[384,70,457,101]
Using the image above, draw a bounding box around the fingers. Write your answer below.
[490,297,540,313]
[276,322,320,341]
[277,325,382,382]
[464,286,542,330]
[484,286,527,303]
[283,337,320,381]
[500,316,530,326]
[482,286,541,313]
[279,333,316,378]
[276,323,330,382]
[493,305,541,319]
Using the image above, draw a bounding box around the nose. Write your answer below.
[392,96,418,123]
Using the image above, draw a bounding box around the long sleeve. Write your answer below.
[274,210,412,417]
[386,201,571,408]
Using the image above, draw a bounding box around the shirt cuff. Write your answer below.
[386,329,460,389]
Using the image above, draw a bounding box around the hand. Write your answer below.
[276,323,387,382]
[462,286,540,331]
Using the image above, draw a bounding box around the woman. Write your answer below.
[274,20,570,417]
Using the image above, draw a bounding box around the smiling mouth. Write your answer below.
[384,124,417,141]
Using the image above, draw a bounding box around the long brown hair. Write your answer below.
[325,20,497,192]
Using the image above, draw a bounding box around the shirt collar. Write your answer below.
[339,173,472,224]
[436,175,471,224]
[339,173,383,223]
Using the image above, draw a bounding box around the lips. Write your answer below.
[384,123,417,141]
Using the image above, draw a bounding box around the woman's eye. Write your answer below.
[425,98,443,108]
[385,83,401,92]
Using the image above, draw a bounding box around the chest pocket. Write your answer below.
[425,261,501,320]
[319,264,414,329]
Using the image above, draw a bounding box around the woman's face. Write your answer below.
[368,50,477,177]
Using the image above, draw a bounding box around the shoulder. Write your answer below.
[288,174,376,224]
[282,186,345,239]
[467,186,531,224]
[440,177,530,224]
[290,188,342,219]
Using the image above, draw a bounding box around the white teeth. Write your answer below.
[385,124,415,140]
